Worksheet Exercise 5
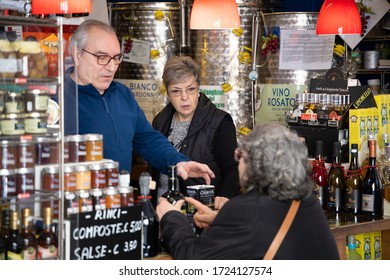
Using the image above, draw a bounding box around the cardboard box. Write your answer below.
[355,232,372,260]
[349,108,369,165]
[372,231,382,260]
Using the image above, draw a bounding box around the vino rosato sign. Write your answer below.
[65,206,142,260]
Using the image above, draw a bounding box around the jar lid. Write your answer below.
[42,166,59,174]
[1,113,26,119]
[25,112,47,118]
[6,92,22,98]
[0,139,18,146]
[16,167,35,174]
[64,165,76,173]
[89,162,105,171]
[119,185,133,194]
[85,134,103,141]
[0,168,16,175]
[105,161,119,169]
[65,192,76,200]
[104,186,119,195]
[64,134,86,142]
[22,89,50,95]
[75,165,90,172]
[35,136,59,143]
[77,190,90,198]
[91,188,103,197]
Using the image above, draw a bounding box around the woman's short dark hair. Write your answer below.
[240,123,314,201]
[162,56,201,90]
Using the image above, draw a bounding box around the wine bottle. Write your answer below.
[311,140,328,210]
[347,235,362,260]
[6,211,23,260]
[37,207,58,260]
[139,172,159,258]
[362,139,384,217]
[345,144,363,215]
[0,208,10,259]
[161,165,185,208]
[327,141,347,213]
[21,208,37,260]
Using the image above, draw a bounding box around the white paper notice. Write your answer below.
[279,29,334,70]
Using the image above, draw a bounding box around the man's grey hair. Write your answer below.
[240,123,313,201]
[67,19,117,63]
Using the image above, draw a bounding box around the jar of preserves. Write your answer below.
[66,134,87,163]
[14,40,47,79]
[91,188,105,211]
[16,139,36,169]
[16,167,35,195]
[85,134,103,161]
[22,89,50,113]
[77,190,92,213]
[0,140,17,169]
[24,112,48,134]
[105,161,119,187]
[5,92,24,113]
[75,164,91,191]
[64,165,77,192]
[1,113,25,135]
[65,192,78,219]
[35,137,59,165]
[0,168,17,198]
[41,166,59,191]
[119,185,134,207]
[104,186,121,209]
[90,162,106,189]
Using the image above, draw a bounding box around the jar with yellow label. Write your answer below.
[1,113,25,135]
[24,112,47,134]
[85,134,103,161]
[5,92,24,113]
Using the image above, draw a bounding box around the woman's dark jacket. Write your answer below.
[151,92,240,199]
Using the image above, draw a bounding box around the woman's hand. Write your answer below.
[176,161,215,184]
[156,197,185,221]
[214,196,229,211]
[185,197,218,229]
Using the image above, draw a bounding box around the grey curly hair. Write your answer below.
[240,123,313,201]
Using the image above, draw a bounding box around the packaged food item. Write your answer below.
[13,40,47,78]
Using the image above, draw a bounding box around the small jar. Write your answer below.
[16,139,36,169]
[1,113,25,135]
[119,185,134,207]
[66,134,87,163]
[104,186,121,209]
[64,165,77,192]
[77,190,92,213]
[0,89,7,113]
[0,140,17,169]
[0,168,17,198]
[90,162,106,189]
[75,164,91,191]
[5,92,24,113]
[91,188,106,211]
[24,112,48,134]
[105,161,119,187]
[22,89,50,113]
[41,166,59,191]
[16,167,35,195]
[65,192,78,219]
[85,134,103,161]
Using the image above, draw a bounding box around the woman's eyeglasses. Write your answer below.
[168,85,198,97]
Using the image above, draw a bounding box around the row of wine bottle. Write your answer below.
[311,138,385,217]
[0,206,58,260]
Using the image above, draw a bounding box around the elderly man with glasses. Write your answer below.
[60,19,215,183]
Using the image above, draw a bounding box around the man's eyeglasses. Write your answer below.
[82,49,124,66]
[168,85,198,97]
[234,148,244,162]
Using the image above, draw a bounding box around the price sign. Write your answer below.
[65,206,142,260]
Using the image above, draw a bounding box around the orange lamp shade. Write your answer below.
[32,0,92,15]
[316,0,362,35]
[190,0,240,29]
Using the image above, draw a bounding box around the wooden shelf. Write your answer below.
[328,213,390,260]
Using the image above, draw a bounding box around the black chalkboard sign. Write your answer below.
[65,206,142,260]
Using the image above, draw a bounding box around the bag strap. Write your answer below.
[263,199,301,260]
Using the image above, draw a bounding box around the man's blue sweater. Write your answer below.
[62,67,188,173]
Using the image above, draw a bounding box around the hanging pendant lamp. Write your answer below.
[190,0,240,29]
[316,0,362,35]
